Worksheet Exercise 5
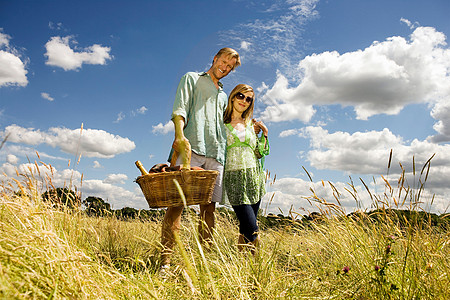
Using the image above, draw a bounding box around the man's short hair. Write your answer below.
[215,47,241,70]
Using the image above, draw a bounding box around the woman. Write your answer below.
[222,84,269,253]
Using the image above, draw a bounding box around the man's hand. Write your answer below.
[172,137,191,169]
[172,136,191,156]
[172,115,191,168]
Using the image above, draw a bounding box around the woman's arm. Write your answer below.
[252,120,269,159]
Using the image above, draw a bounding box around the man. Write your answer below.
[161,48,241,268]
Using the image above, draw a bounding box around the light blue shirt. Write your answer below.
[171,72,228,165]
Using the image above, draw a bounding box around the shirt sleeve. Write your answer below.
[172,73,195,120]
[256,135,270,158]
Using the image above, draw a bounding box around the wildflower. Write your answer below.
[385,244,391,255]
[374,265,380,271]
[342,266,350,274]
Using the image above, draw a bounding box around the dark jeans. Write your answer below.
[232,200,261,242]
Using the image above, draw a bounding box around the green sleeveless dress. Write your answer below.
[221,121,270,206]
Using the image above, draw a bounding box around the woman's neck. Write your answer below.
[229,111,246,129]
[231,111,244,123]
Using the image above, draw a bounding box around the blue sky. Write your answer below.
[1,0,449,215]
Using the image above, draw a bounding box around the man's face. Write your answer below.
[210,55,237,81]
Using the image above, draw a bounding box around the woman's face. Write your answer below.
[232,90,254,115]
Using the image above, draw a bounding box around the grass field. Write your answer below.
[1,162,449,299]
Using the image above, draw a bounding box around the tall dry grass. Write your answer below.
[1,158,449,299]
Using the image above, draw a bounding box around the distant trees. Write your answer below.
[258,209,449,230]
[366,209,448,228]
[116,206,138,219]
[83,196,111,217]
[114,207,166,221]
[41,187,81,209]
[82,197,165,220]
[36,187,449,229]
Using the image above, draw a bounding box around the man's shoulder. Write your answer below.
[182,71,205,80]
[179,72,208,87]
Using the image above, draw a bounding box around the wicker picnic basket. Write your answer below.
[135,152,219,208]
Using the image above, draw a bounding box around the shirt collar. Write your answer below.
[200,72,223,89]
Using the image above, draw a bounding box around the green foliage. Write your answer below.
[41,187,80,209]
[83,196,111,216]
[259,209,449,231]
[113,206,165,221]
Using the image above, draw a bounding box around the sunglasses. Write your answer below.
[235,92,253,104]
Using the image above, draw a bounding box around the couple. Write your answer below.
[161,48,269,268]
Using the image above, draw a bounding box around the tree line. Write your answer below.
[30,187,450,230]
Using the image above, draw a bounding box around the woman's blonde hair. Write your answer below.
[223,84,254,124]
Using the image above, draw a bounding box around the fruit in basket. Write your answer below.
[136,160,204,175]
[190,166,204,171]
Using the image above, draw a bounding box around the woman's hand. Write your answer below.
[252,119,268,137]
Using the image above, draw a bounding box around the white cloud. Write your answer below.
[93,161,102,168]
[260,72,316,122]
[1,162,79,188]
[223,0,319,76]
[263,176,372,216]
[41,92,54,101]
[135,106,147,115]
[152,121,174,135]
[2,125,44,145]
[298,126,450,174]
[0,30,28,87]
[265,167,448,216]
[276,125,450,214]
[0,162,146,210]
[259,25,450,134]
[114,112,125,123]
[0,31,10,47]
[0,163,17,181]
[400,18,413,28]
[3,144,66,161]
[103,173,128,184]
[279,128,301,137]
[429,98,450,142]
[48,22,64,31]
[240,41,251,51]
[400,18,419,30]
[121,106,148,120]
[2,124,135,158]
[6,154,18,164]
[130,106,148,117]
[80,179,146,209]
[44,36,112,71]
